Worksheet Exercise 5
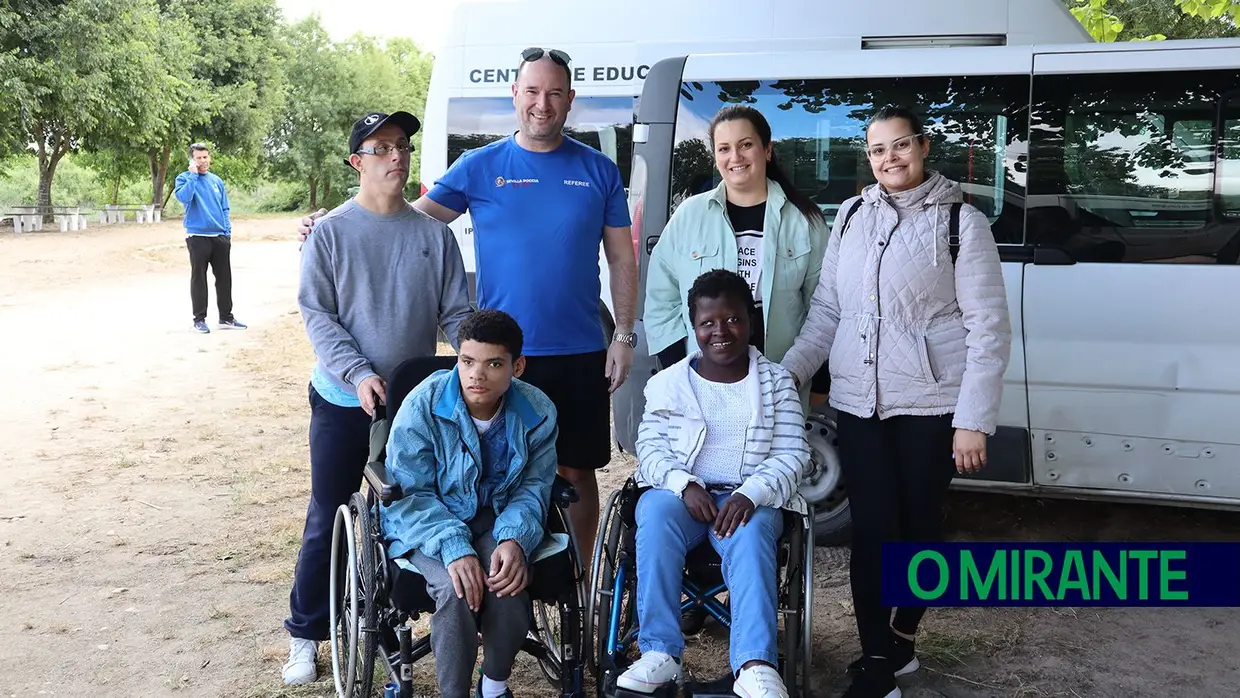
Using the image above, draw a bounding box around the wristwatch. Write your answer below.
[613,331,637,348]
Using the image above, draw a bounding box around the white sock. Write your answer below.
[481,675,508,698]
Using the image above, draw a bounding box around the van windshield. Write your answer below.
[447,96,639,188]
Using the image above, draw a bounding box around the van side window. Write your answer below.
[1028,69,1240,264]
[446,96,638,188]
[670,75,1031,245]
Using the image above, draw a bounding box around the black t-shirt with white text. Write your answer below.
[726,200,766,352]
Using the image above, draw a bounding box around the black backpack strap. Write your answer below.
[838,198,863,238]
[948,201,963,264]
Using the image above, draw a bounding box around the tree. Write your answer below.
[1065,0,1240,42]
[0,3,26,164]
[267,20,436,209]
[144,0,285,207]
[5,0,170,210]
[266,16,355,209]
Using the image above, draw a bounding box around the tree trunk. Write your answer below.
[149,145,171,207]
[110,176,120,205]
[309,176,318,210]
[35,128,67,220]
[323,178,331,205]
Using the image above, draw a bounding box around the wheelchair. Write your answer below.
[588,477,816,698]
[328,355,589,698]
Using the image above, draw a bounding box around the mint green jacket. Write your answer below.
[644,179,830,368]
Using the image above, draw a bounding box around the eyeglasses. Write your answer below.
[521,47,571,66]
[865,133,922,160]
[356,143,413,156]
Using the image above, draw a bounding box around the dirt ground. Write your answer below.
[1,215,1238,698]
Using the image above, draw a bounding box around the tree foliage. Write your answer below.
[1065,0,1240,42]
[0,1,436,211]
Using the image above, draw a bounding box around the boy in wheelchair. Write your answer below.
[619,270,812,698]
[379,309,558,698]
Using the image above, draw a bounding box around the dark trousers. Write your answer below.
[836,411,957,658]
[187,234,234,323]
[285,384,372,641]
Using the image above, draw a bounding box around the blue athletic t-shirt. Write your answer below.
[426,135,631,356]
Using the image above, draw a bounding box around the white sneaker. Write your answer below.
[282,637,318,685]
[616,651,682,693]
[733,664,789,698]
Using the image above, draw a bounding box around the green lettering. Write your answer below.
[1058,550,1090,601]
[1092,550,1126,600]
[909,551,949,600]
[1130,550,1158,600]
[1024,550,1055,600]
[962,550,1005,601]
[1159,550,1188,601]
[1009,548,1019,600]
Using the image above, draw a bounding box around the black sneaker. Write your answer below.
[890,634,919,677]
[847,633,918,678]
[841,656,901,698]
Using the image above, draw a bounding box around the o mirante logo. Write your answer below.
[881,542,1240,607]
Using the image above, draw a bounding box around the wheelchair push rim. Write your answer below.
[329,493,379,697]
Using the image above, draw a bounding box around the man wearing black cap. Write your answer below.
[281,110,474,686]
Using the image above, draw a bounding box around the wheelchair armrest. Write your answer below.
[551,475,578,509]
[364,459,402,506]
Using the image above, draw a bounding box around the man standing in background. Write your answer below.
[174,142,247,334]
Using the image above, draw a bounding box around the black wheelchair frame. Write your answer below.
[328,355,588,698]
[588,478,816,698]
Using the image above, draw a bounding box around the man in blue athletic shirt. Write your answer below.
[174,142,247,334]
[297,48,638,562]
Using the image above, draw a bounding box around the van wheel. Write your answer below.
[802,410,852,546]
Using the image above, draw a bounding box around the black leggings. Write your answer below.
[836,411,957,658]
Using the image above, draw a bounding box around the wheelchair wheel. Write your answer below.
[531,503,588,692]
[800,516,816,694]
[329,492,379,698]
[778,511,817,697]
[590,488,637,682]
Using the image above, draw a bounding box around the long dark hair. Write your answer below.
[709,105,825,227]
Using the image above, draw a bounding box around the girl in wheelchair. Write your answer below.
[620,270,812,698]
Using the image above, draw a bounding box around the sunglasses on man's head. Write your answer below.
[521,47,571,66]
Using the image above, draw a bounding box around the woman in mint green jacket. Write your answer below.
[644,105,831,377]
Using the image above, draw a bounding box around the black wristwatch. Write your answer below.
[613,331,637,348]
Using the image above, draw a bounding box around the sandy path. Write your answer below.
[1,216,1238,698]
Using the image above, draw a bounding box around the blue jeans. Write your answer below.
[634,488,783,673]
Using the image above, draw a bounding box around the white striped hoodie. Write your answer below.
[635,346,812,517]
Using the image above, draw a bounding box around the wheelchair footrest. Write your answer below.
[683,675,737,698]
[600,669,679,698]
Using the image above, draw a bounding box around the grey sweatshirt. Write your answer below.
[298,198,473,393]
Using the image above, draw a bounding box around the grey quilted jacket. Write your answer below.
[781,172,1012,434]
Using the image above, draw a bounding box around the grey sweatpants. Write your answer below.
[409,509,530,698]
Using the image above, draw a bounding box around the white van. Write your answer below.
[419,0,1089,311]
[420,0,1103,542]
[624,37,1240,542]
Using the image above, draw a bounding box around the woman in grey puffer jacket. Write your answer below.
[780,107,1011,698]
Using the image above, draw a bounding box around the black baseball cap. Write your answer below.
[344,111,421,166]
